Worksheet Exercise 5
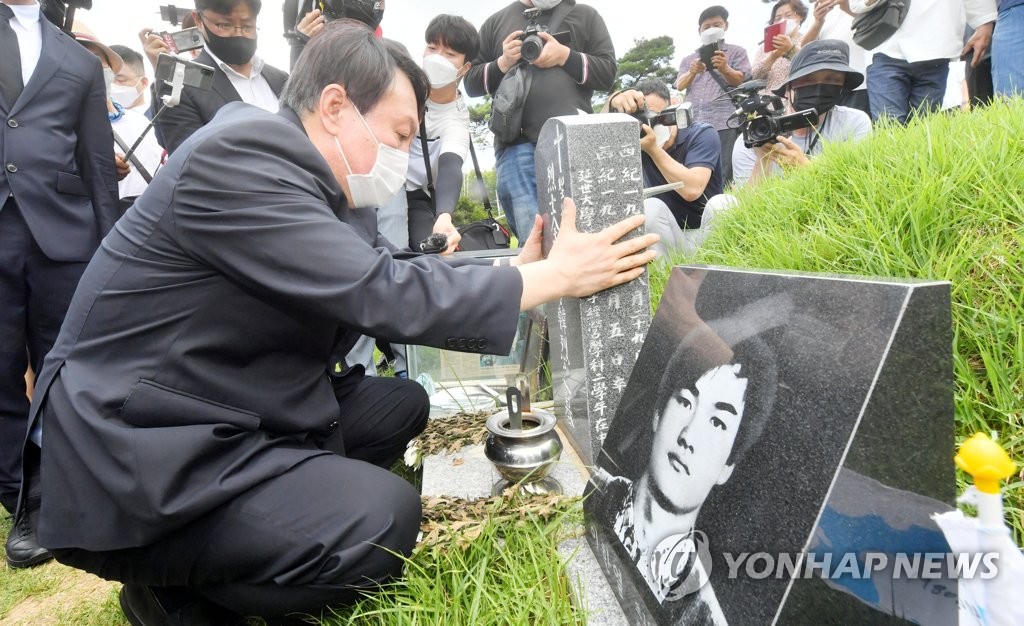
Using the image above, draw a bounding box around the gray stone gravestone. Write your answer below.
[584,266,957,625]
[535,113,652,467]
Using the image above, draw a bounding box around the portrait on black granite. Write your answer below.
[585,266,952,626]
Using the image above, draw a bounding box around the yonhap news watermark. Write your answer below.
[721,550,1000,581]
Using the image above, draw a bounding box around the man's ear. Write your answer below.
[140,77,149,90]
[456,61,471,80]
[715,463,735,486]
[318,83,350,135]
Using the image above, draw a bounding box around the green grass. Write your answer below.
[326,501,585,625]
[652,97,1024,543]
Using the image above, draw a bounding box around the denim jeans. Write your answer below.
[993,6,1024,96]
[867,54,949,124]
[495,141,538,242]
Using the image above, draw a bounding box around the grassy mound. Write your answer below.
[653,97,1024,542]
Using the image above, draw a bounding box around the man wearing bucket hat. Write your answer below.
[732,39,872,187]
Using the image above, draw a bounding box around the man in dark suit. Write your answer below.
[19,22,657,624]
[0,0,119,569]
[156,0,288,154]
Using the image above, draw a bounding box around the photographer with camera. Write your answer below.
[155,0,289,154]
[465,0,616,242]
[732,40,871,187]
[605,80,724,259]
[284,0,385,69]
[674,6,751,186]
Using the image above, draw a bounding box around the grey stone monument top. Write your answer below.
[535,113,652,467]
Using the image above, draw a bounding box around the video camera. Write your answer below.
[519,7,571,63]
[629,102,693,138]
[722,80,819,148]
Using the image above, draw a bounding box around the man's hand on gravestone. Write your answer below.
[511,215,546,267]
[516,199,659,310]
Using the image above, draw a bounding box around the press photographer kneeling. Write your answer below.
[605,80,724,259]
[732,39,872,187]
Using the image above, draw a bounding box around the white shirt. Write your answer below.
[809,9,869,90]
[405,93,471,193]
[204,46,278,113]
[7,1,43,85]
[112,108,164,200]
[849,0,998,63]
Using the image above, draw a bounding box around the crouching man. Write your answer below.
[13,21,658,624]
[605,80,724,259]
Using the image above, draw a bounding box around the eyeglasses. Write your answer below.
[200,14,258,37]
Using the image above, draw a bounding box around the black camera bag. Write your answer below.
[852,0,911,50]
[488,1,574,144]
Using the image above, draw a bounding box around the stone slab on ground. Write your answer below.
[420,428,627,625]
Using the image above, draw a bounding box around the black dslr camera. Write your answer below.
[723,80,819,148]
[519,7,571,63]
[629,102,694,138]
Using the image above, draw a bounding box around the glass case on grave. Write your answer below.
[407,312,544,417]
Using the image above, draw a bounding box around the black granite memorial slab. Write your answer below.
[535,113,651,466]
[584,266,955,625]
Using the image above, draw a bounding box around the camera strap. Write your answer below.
[419,120,434,211]
[468,132,495,217]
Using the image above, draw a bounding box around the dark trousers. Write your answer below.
[406,189,437,250]
[0,198,88,514]
[717,127,741,187]
[965,56,994,107]
[49,375,429,618]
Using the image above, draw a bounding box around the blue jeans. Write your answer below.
[867,54,949,124]
[495,141,538,242]
[993,6,1024,96]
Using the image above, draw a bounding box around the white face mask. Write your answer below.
[422,54,460,89]
[700,27,725,46]
[532,0,562,9]
[102,67,115,97]
[784,18,800,36]
[334,107,409,209]
[109,80,141,109]
[653,124,671,146]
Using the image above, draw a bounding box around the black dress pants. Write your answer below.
[0,198,88,514]
[49,375,429,618]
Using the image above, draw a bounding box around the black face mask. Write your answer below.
[791,83,844,115]
[201,21,258,66]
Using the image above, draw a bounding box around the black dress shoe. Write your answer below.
[4,502,53,569]
[119,584,246,626]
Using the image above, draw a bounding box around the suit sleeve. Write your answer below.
[76,58,121,235]
[171,123,523,352]
[156,86,207,155]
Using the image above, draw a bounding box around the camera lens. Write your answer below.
[521,34,544,62]
[746,117,776,146]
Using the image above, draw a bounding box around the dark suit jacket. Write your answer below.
[155,50,289,154]
[31,104,522,551]
[0,18,119,262]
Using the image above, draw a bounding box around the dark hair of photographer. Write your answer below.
[697,5,729,28]
[281,19,428,119]
[632,79,671,104]
[109,44,145,77]
[425,14,480,63]
[195,0,262,16]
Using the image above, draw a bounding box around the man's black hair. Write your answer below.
[109,45,145,77]
[698,5,729,26]
[653,335,778,468]
[634,79,671,103]
[195,0,263,16]
[281,20,429,119]
[424,14,480,63]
